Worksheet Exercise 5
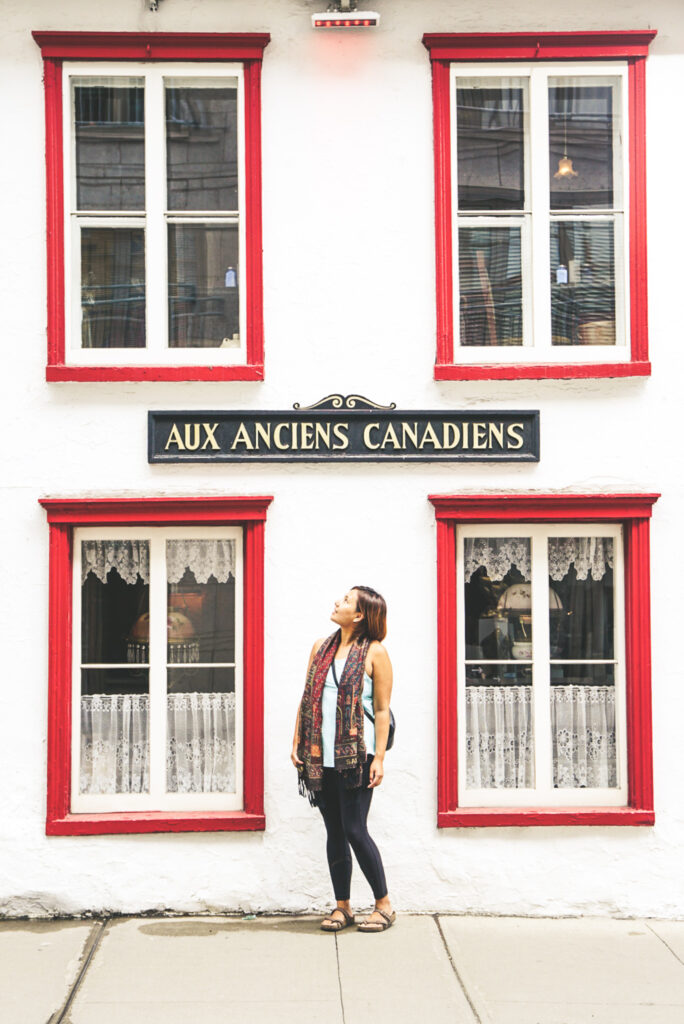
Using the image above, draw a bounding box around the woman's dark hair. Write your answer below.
[351,585,387,643]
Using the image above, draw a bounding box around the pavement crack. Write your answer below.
[334,933,347,1024]
[434,915,483,1023]
[645,921,684,967]
[48,917,109,1024]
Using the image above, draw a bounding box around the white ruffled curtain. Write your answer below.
[80,693,236,795]
[466,685,616,790]
[464,536,613,583]
[81,539,236,584]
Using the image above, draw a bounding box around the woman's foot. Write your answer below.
[357,897,395,932]
[321,904,355,931]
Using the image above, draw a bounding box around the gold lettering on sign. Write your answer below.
[419,423,442,449]
[381,423,401,450]
[254,423,271,449]
[165,423,185,450]
[332,423,349,450]
[489,422,504,448]
[274,422,291,450]
[315,423,331,449]
[461,422,469,449]
[201,423,220,450]
[507,423,524,449]
[401,422,419,448]
[184,423,201,451]
[231,423,254,450]
[472,423,487,449]
[300,422,314,450]
[364,423,381,450]
[443,422,460,449]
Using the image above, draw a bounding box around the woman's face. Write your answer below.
[331,589,362,630]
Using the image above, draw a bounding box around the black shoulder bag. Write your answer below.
[331,658,395,751]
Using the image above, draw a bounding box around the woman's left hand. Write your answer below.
[368,757,384,788]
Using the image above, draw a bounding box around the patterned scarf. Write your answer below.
[297,630,370,804]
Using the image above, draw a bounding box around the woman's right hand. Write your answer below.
[291,745,303,768]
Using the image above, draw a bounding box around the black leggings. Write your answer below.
[318,756,388,902]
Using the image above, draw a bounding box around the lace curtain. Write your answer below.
[466,685,616,789]
[80,693,236,794]
[464,536,613,583]
[81,539,236,585]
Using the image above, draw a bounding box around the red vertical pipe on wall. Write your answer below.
[43,58,65,368]
[430,59,454,368]
[46,524,72,828]
[242,520,265,819]
[436,519,458,818]
[243,58,265,375]
[624,518,654,811]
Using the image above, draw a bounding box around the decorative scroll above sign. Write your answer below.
[148,395,539,464]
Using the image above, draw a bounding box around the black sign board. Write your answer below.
[148,395,539,464]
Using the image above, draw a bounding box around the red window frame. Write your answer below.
[422,31,657,381]
[33,32,270,382]
[429,493,659,827]
[40,496,272,835]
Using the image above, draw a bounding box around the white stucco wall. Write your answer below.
[2,0,683,918]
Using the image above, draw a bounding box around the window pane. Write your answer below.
[464,537,531,659]
[81,540,150,663]
[456,79,526,211]
[548,537,614,659]
[168,225,239,348]
[551,683,617,788]
[549,78,620,211]
[550,220,616,346]
[74,79,144,211]
[167,685,236,793]
[80,669,149,794]
[459,227,523,346]
[81,228,146,348]
[166,539,236,662]
[166,80,239,211]
[466,664,534,789]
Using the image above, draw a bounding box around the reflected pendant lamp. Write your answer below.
[554,109,578,180]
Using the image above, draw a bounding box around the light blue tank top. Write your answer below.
[321,657,375,767]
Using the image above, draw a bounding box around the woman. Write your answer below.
[291,585,395,933]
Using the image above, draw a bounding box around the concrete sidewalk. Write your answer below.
[2,914,684,1024]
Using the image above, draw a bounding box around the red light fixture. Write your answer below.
[312,10,380,28]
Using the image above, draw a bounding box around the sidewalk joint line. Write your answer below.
[49,917,109,1024]
[334,933,347,1024]
[434,915,483,1024]
[645,921,684,968]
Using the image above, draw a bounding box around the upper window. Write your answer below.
[40,496,272,835]
[423,32,656,381]
[33,33,269,382]
[429,493,658,827]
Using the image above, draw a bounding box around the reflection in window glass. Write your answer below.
[456,79,526,211]
[459,227,523,346]
[81,228,146,348]
[550,221,616,346]
[74,79,145,211]
[168,225,239,348]
[166,82,239,212]
[549,79,619,211]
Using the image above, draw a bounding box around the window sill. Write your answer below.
[47,810,266,836]
[46,364,264,383]
[434,361,651,382]
[438,807,655,828]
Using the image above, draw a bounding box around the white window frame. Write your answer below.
[450,62,630,362]
[457,522,628,807]
[63,62,247,365]
[72,525,244,813]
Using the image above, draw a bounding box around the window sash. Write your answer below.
[63,62,247,365]
[450,62,630,361]
[71,525,244,812]
[456,522,628,806]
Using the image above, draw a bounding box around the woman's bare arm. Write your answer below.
[367,643,393,786]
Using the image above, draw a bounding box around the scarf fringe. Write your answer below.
[298,772,320,807]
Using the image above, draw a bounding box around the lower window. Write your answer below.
[41,497,271,834]
[430,494,658,827]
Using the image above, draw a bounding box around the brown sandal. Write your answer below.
[357,909,396,932]
[321,908,355,932]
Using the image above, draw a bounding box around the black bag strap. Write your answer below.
[331,656,376,724]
